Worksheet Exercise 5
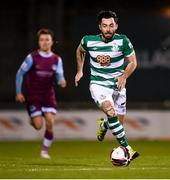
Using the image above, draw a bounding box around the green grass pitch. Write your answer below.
[0,140,170,179]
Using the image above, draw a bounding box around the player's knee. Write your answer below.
[106,109,115,117]
[101,100,116,117]
[33,123,42,130]
[31,117,43,130]
[108,110,115,117]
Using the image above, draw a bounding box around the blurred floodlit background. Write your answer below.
[0,0,170,140]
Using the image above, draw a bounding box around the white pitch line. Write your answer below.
[2,166,170,172]
[62,167,170,171]
[63,168,114,171]
[130,167,170,170]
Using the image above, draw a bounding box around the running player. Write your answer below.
[16,28,66,159]
[75,10,139,160]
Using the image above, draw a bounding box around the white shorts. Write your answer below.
[89,83,126,115]
[29,107,57,118]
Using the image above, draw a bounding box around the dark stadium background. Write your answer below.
[0,0,170,109]
[1,1,170,178]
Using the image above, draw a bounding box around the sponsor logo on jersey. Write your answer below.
[97,55,111,66]
[36,71,53,77]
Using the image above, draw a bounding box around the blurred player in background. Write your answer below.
[16,28,66,159]
[75,11,139,161]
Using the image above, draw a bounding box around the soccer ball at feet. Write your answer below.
[110,146,130,166]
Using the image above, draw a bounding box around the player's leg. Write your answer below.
[41,107,56,159]
[90,84,125,141]
[97,91,126,141]
[97,117,108,141]
[112,88,139,160]
[114,87,127,125]
[31,116,43,130]
[97,114,125,141]
[101,100,139,160]
[90,84,139,160]
[101,100,128,147]
[118,115,125,124]
[118,115,126,129]
[26,102,43,130]
[97,116,125,140]
[90,84,110,141]
[97,114,125,142]
[100,99,128,147]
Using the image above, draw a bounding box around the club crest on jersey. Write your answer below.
[112,43,120,51]
[97,55,111,66]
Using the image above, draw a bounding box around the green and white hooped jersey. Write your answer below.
[81,33,135,88]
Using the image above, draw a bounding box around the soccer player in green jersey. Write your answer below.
[75,10,139,160]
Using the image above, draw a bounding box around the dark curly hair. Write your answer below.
[97,10,118,24]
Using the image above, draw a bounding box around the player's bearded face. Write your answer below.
[38,34,53,52]
[99,18,118,40]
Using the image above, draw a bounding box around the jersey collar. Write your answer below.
[38,50,53,58]
[99,33,116,43]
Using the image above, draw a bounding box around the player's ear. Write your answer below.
[99,24,102,31]
[115,23,118,30]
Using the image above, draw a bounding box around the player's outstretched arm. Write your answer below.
[55,57,67,88]
[16,69,26,103]
[117,53,137,90]
[75,44,86,87]
[15,55,33,103]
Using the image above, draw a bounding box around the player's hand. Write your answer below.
[60,79,67,88]
[75,71,83,87]
[16,93,25,103]
[117,75,127,90]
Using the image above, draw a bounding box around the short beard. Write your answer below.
[102,32,114,41]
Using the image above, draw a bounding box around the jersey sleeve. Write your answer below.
[80,36,88,51]
[123,35,135,57]
[15,54,33,94]
[55,57,65,85]
[20,54,33,72]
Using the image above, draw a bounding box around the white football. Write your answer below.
[110,146,130,166]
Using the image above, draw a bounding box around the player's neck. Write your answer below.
[100,34,115,43]
[38,49,52,54]
[38,49,53,57]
